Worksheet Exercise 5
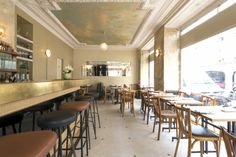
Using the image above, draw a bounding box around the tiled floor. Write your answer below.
[85,99,227,157]
[0,98,227,157]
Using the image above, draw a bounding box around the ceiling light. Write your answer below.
[100,42,108,51]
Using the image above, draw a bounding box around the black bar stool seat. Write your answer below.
[37,111,76,157]
[37,111,75,129]
[0,130,57,157]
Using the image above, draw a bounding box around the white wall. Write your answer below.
[73,47,139,86]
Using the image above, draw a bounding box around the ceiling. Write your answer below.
[17,0,220,49]
[52,3,149,45]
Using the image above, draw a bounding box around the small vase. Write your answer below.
[64,73,72,79]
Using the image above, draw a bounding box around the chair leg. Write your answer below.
[153,115,157,133]
[95,101,101,128]
[174,131,181,157]
[122,103,125,117]
[200,141,204,157]
[147,106,150,125]
[89,106,96,139]
[187,137,192,157]
[157,118,161,140]
[168,118,171,132]
[143,105,146,120]
[213,140,219,157]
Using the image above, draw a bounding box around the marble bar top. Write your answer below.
[0,79,89,117]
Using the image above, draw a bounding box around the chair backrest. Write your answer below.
[141,90,148,105]
[152,97,162,119]
[201,95,217,106]
[175,106,192,137]
[221,127,236,157]
[121,90,134,104]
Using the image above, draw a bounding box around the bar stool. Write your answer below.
[37,111,76,157]
[0,130,57,157]
[60,101,90,157]
[25,101,54,131]
[75,95,97,139]
[84,92,101,128]
[0,113,23,135]
[75,93,101,128]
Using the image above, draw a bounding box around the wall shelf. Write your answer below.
[17,34,33,44]
[16,45,33,53]
[16,56,33,62]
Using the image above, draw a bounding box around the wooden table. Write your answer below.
[189,106,236,132]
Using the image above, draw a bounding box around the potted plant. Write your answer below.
[63,65,73,79]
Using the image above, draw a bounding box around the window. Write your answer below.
[181,0,236,36]
[181,26,236,100]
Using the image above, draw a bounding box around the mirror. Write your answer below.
[82,61,131,77]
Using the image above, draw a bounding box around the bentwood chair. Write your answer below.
[145,91,154,125]
[152,97,177,140]
[221,127,236,157]
[120,89,135,117]
[103,86,114,104]
[141,90,148,119]
[174,106,220,157]
[201,95,217,106]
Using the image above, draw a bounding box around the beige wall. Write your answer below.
[164,28,180,90]
[73,47,139,86]
[154,26,180,91]
[154,26,164,91]
[140,50,149,87]
[0,0,15,46]
[16,7,73,81]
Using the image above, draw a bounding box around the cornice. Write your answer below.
[16,0,80,48]
[134,0,189,50]
[74,45,138,52]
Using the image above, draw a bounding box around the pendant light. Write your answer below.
[100,31,108,51]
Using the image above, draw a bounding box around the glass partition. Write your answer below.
[82,61,131,77]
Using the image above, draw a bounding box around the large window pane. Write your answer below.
[181,27,236,101]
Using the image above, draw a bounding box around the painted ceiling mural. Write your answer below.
[52,3,149,45]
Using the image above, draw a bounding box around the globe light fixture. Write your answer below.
[100,42,108,51]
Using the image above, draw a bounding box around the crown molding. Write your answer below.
[140,37,154,51]
[15,0,80,48]
[75,44,138,52]
[133,0,189,49]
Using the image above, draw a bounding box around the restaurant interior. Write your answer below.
[1,0,236,157]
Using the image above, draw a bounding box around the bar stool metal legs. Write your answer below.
[37,111,77,157]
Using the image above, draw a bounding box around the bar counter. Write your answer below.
[0,79,89,117]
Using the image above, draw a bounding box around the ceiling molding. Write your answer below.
[16,0,80,48]
[75,45,138,52]
[140,37,154,51]
[131,0,182,48]
[133,0,189,49]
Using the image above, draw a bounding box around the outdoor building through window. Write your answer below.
[181,26,236,101]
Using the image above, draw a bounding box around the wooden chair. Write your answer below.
[120,89,135,117]
[221,127,236,157]
[103,86,114,104]
[174,106,220,157]
[191,95,217,125]
[177,90,186,97]
[146,91,154,125]
[152,97,177,140]
[201,95,217,106]
[141,90,148,120]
